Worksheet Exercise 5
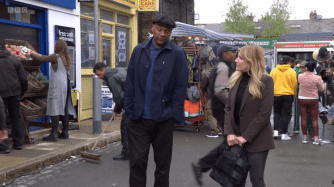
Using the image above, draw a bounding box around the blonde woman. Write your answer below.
[225,45,275,186]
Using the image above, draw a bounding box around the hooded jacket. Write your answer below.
[0,50,28,98]
[103,67,126,114]
[270,64,297,96]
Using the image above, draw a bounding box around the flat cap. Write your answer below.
[217,44,237,57]
[153,15,176,29]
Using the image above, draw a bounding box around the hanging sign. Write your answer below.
[55,25,75,46]
[138,0,159,11]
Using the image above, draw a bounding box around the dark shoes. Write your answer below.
[191,162,203,186]
[59,130,69,139]
[0,147,10,154]
[113,153,129,160]
[43,127,59,141]
[12,144,23,150]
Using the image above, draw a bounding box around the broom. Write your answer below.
[80,116,115,162]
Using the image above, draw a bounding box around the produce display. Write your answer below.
[32,72,49,86]
[4,44,39,60]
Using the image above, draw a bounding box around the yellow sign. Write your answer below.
[114,0,136,7]
[138,0,159,11]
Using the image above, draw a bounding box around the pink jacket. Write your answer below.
[298,72,324,98]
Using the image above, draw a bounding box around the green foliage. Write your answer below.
[224,0,256,34]
[260,0,293,38]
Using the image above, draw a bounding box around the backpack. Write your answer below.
[200,45,212,61]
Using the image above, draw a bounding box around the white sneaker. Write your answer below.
[281,133,291,140]
[273,130,279,139]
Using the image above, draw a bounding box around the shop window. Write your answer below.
[100,10,114,22]
[80,4,94,17]
[115,27,129,67]
[0,3,37,24]
[0,23,39,52]
[81,18,96,68]
[117,14,129,25]
[102,23,113,34]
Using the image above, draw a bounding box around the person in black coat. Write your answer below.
[0,40,28,153]
[123,15,188,187]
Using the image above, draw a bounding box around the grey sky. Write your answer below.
[195,0,334,24]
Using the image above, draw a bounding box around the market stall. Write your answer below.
[4,39,51,144]
[171,22,240,132]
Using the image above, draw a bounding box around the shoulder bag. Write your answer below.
[209,144,250,187]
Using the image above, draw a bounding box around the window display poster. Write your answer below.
[101,86,114,114]
[89,31,94,44]
[118,31,126,63]
[89,47,95,60]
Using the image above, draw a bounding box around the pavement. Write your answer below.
[0,114,121,184]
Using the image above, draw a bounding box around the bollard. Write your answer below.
[93,75,102,134]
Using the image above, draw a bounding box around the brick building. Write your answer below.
[138,0,194,43]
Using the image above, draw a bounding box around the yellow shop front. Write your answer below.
[80,0,138,119]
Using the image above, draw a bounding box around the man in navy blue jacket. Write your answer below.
[124,15,188,187]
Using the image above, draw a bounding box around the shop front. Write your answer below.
[0,0,81,140]
[80,0,138,119]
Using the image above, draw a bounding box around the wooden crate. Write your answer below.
[20,99,45,117]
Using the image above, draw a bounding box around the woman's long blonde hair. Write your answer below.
[229,45,266,99]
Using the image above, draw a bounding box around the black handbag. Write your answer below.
[209,144,250,187]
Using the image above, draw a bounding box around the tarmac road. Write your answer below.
[4,124,334,187]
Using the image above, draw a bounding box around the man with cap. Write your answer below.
[270,55,297,140]
[191,44,237,186]
[123,14,188,187]
[207,44,237,137]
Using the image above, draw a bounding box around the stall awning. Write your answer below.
[172,22,241,41]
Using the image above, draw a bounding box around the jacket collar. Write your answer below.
[141,37,173,51]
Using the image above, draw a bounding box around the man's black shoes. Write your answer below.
[0,148,10,154]
[113,153,129,160]
[191,162,203,186]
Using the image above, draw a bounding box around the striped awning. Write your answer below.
[172,22,241,41]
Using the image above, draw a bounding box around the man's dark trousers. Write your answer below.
[120,112,129,156]
[127,117,174,187]
[2,96,25,146]
[274,95,294,134]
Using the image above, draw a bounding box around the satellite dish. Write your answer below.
[316,15,322,20]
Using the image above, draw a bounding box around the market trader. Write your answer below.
[123,15,188,187]
[93,62,129,160]
[0,40,28,153]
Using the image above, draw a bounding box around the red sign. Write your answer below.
[276,43,330,48]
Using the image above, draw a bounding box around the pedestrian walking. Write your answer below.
[191,44,237,185]
[298,61,324,145]
[123,15,188,187]
[93,62,129,160]
[0,40,28,153]
[29,40,76,141]
[224,45,275,186]
[270,55,297,140]
[207,44,237,137]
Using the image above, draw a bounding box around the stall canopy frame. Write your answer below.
[172,22,242,42]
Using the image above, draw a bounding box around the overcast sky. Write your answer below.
[195,0,334,24]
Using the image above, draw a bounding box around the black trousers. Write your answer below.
[1,96,25,147]
[127,117,174,187]
[0,96,6,131]
[51,76,71,128]
[274,95,294,134]
[120,112,129,156]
